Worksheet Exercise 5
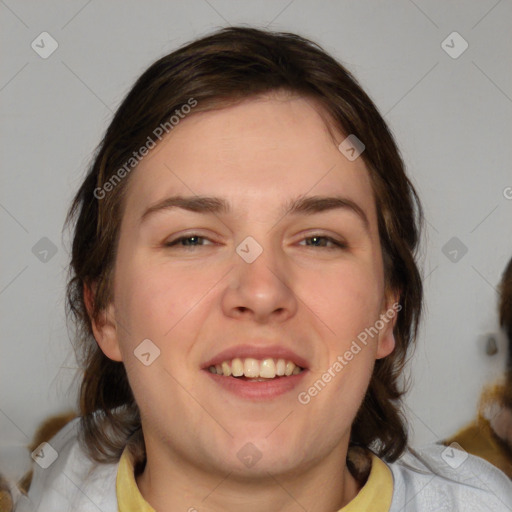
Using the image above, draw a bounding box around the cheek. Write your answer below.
[301,258,384,339]
[114,260,198,412]
[114,257,207,339]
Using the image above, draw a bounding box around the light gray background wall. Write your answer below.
[1,0,511,481]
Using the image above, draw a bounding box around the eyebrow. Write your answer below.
[140,194,369,230]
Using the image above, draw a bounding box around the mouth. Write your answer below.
[202,347,309,400]
[202,344,309,399]
[207,357,305,381]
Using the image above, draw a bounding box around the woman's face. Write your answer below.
[94,93,396,477]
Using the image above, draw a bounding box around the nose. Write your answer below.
[221,242,298,324]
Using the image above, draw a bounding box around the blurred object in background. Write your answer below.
[444,256,512,478]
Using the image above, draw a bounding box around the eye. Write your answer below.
[164,234,214,248]
[163,233,346,250]
[298,234,347,250]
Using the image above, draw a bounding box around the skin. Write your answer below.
[89,92,397,511]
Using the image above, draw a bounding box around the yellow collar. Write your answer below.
[339,453,393,511]
[117,449,155,512]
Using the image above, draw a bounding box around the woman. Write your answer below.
[21,26,511,511]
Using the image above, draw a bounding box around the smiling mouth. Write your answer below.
[207,357,305,381]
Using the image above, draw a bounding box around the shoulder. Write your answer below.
[387,442,512,511]
[17,418,119,512]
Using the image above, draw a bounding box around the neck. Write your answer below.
[136,442,361,512]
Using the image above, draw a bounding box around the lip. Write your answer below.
[204,368,308,400]
[201,343,310,370]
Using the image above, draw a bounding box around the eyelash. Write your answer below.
[164,234,347,250]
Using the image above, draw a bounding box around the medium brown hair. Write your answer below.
[66,26,423,465]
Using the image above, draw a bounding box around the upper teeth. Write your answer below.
[208,358,303,379]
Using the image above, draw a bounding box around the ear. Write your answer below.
[376,292,400,360]
[84,282,123,362]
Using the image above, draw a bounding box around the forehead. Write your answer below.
[123,94,377,225]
